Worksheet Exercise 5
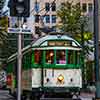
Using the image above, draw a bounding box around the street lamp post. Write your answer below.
[7,19,32,100]
[80,15,85,86]
[81,22,85,86]
[94,0,100,98]
[17,17,22,100]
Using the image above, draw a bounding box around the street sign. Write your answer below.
[8,27,32,34]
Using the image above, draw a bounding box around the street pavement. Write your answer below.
[79,92,95,100]
[40,93,95,100]
[40,97,93,100]
[0,90,95,100]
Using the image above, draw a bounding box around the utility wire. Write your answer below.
[37,0,56,27]
[29,0,56,33]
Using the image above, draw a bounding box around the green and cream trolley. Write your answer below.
[6,33,82,99]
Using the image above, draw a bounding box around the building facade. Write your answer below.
[8,0,94,45]
[29,0,80,36]
[80,0,94,33]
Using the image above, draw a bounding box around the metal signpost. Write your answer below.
[8,0,30,99]
[94,0,100,99]
[17,17,22,100]
[8,23,32,100]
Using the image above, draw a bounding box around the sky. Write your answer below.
[3,0,9,12]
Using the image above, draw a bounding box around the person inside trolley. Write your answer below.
[56,50,66,64]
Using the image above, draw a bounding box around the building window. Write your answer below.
[88,3,93,13]
[45,15,50,23]
[52,15,56,23]
[45,3,50,11]
[35,2,39,13]
[82,3,87,12]
[51,2,56,11]
[35,15,40,23]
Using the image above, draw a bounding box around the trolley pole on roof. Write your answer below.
[94,0,100,98]
[17,17,22,100]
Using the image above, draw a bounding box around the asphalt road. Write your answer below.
[0,90,95,100]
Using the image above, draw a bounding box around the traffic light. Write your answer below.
[8,0,30,17]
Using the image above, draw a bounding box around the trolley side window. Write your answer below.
[7,62,15,73]
[68,50,81,64]
[68,50,74,64]
[75,51,81,64]
[56,50,66,64]
[34,50,42,64]
[46,50,54,64]
[23,52,31,69]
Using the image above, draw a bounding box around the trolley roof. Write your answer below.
[31,34,81,47]
[7,34,82,62]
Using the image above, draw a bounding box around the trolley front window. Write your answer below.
[42,49,81,68]
[46,50,54,64]
[56,50,66,64]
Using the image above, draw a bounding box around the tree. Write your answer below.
[0,0,8,46]
[57,1,93,53]
[57,1,92,37]
[57,1,81,36]
[0,0,9,60]
[0,16,8,45]
[0,16,9,61]
[57,1,94,83]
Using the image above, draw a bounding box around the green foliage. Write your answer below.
[57,1,91,37]
[0,0,7,46]
[0,16,8,46]
[85,61,95,82]
[57,1,93,56]
[57,2,94,83]
[75,32,93,42]
[57,1,82,36]
[0,17,12,59]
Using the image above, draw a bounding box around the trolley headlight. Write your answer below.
[57,74,64,82]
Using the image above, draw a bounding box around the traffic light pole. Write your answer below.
[94,0,100,98]
[17,17,22,100]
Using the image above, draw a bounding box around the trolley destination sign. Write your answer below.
[8,27,32,34]
[48,41,71,46]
